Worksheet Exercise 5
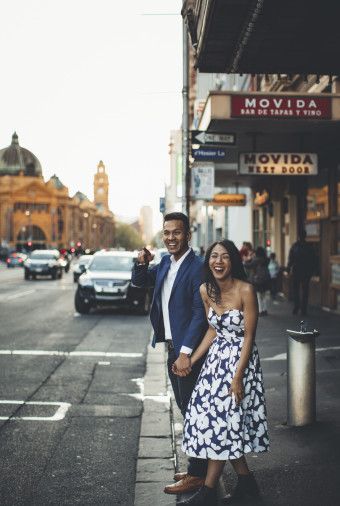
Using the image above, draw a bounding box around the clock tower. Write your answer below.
[94,160,109,211]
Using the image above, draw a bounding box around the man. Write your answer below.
[287,230,316,316]
[132,212,208,495]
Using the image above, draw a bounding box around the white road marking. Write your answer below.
[0,349,142,358]
[127,378,171,403]
[0,400,71,421]
[262,345,340,361]
[0,289,36,302]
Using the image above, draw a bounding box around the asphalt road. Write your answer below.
[0,263,151,506]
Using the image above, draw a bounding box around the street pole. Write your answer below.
[182,15,190,217]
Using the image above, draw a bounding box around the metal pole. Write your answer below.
[182,15,190,217]
[287,330,317,426]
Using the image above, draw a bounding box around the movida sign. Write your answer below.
[239,153,318,176]
[231,95,331,119]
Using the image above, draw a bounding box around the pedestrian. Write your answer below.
[131,212,209,496]
[199,246,205,260]
[177,240,269,505]
[287,230,316,316]
[268,252,280,301]
[245,246,271,316]
[239,241,252,263]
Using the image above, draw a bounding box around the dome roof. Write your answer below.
[0,132,42,177]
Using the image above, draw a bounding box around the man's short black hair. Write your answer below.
[163,212,190,234]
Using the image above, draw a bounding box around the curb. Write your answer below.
[134,339,176,506]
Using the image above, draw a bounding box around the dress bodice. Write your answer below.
[208,307,244,341]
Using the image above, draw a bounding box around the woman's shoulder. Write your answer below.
[199,283,207,295]
[237,279,255,295]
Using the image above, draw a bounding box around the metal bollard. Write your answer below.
[286,321,320,426]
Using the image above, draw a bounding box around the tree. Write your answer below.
[114,222,143,250]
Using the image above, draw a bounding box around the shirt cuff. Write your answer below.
[180,345,193,355]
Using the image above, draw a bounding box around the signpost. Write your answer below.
[191,131,235,145]
[211,193,246,206]
[192,147,227,161]
[239,153,318,176]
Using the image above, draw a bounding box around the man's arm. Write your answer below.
[181,271,208,351]
[131,248,158,288]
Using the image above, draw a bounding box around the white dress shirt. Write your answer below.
[161,248,193,355]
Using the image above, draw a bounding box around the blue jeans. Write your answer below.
[167,348,208,478]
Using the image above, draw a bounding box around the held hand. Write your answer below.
[229,376,244,405]
[172,353,191,377]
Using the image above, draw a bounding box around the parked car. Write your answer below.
[24,249,63,280]
[73,254,93,282]
[6,252,28,268]
[74,250,152,315]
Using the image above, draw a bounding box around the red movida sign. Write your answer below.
[231,95,332,119]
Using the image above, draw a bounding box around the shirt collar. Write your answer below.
[170,247,192,266]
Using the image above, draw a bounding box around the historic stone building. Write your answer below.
[0,133,115,251]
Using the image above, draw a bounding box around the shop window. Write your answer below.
[306,184,329,220]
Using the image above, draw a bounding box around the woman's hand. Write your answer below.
[229,376,244,404]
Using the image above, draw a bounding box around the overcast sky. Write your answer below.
[0,0,183,232]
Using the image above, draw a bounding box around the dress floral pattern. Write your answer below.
[182,308,269,460]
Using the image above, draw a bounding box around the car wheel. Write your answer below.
[32,274,36,280]
[51,270,57,280]
[58,269,63,279]
[75,290,91,314]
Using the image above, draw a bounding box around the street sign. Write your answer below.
[192,147,227,161]
[191,166,215,200]
[191,131,235,145]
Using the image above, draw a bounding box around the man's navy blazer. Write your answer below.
[131,249,208,356]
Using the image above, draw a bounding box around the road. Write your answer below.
[0,264,150,506]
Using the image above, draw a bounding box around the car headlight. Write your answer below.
[79,276,93,287]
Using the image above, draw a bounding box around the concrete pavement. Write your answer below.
[134,297,340,506]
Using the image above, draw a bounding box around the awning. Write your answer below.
[182,0,340,74]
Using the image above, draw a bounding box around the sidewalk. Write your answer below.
[134,298,340,506]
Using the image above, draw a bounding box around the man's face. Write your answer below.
[163,220,190,259]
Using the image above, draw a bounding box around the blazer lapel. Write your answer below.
[169,249,195,300]
[155,256,171,297]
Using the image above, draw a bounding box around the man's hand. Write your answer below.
[137,247,154,265]
[172,353,192,377]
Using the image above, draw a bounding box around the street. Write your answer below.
[0,265,150,506]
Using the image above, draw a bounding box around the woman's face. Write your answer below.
[209,243,232,280]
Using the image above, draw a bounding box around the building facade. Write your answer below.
[0,133,115,252]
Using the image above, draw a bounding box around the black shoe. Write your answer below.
[223,473,260,504]
[178,485,217,505]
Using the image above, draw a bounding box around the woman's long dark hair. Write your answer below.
[203,240,247,304]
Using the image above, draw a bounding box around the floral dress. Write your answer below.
[182,308,269,460]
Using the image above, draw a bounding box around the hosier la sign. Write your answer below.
[239,153,318,176]
[231,95,331,119]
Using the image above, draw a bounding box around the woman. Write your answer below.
[245,246,271,316]
[175,240,269,505]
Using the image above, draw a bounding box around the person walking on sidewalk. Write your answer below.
[132,212,209,496]
[177,240,269,505]
[245,246,271,316]
[268,252,280,301]
[287,230,316,316]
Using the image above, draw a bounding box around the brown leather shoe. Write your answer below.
[174,471,188,482]
[164,475,205,495]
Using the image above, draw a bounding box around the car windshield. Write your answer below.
[89,256,134,272]
[30,253,57,260]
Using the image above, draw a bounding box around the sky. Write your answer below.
[0,0,183,232]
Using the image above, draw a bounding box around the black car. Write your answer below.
[24,249,63,280]
[74,251,152,315]
[73,254,93,282]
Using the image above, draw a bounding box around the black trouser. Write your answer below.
[293,276,310,314]
[167,347,208,478]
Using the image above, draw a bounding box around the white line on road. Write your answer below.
[0,400,71,421]
[0,349,143,358]
[0,289,36,302]
[262,345,340,361]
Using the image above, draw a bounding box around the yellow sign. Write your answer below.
[212,194,246,206]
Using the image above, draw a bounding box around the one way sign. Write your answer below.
[191,131,235,145]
